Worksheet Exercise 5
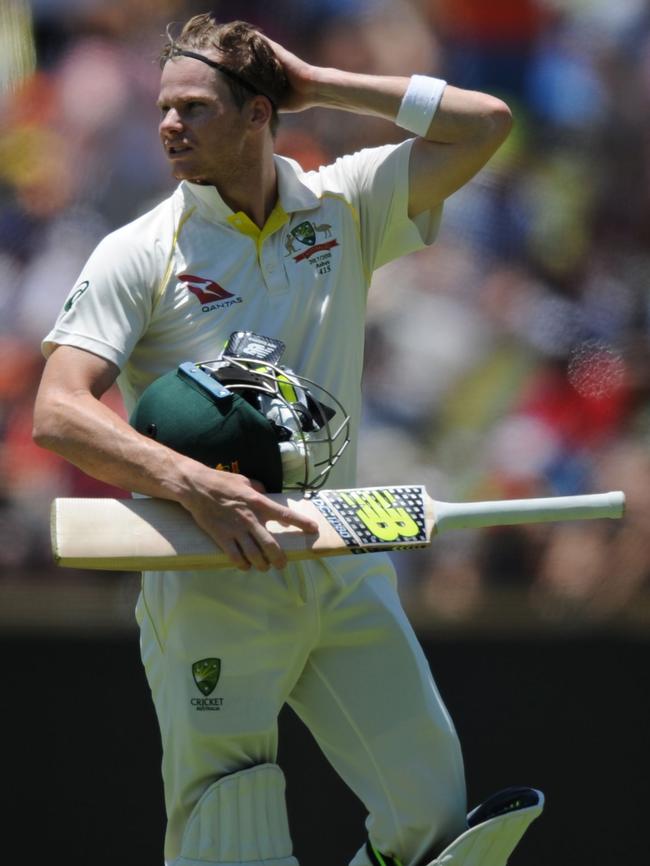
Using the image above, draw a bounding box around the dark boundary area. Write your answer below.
[2,633,647,864]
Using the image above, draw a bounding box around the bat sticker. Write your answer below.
[311,486,429,552]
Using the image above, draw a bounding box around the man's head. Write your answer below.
[160,15,288,136]
[157,16,288,184]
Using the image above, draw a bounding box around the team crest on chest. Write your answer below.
[290,220,316,246]
[180,273,243,313]
[284,220,340,275]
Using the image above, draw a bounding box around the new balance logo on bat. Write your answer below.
[312,486,429,552]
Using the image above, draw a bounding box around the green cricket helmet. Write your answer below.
[130,332,350,493]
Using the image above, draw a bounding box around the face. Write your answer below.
[157,56,248,185]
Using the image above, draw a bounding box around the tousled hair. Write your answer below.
[161,14,288,135]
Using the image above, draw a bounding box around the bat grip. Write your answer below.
[433,491,625,533]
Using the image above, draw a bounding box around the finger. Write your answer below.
[248,524,288,570]
[260,34,285,56]
[217,507,287,570]
[210,533,251,572]
[245,488,319,533]
[236,533,275,572]
[271,504,319,533]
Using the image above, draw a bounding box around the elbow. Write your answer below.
[32,415,56,452]
[32,393,65,452]
[483,95,513,147]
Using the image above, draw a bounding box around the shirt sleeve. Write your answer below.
[317,137,443,274]
[41,225,160,368]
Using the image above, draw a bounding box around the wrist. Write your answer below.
[306,65,344,108]
[158,450,207,509]
[395,74,447,137]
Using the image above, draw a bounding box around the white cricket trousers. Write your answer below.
[136,552,467,866]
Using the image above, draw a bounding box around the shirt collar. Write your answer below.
[274,154,320,212]
[181,154,320,221]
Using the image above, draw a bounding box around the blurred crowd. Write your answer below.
[1,0,650,628]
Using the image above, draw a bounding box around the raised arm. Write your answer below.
[33,346,318,571]
[266,38,512,216]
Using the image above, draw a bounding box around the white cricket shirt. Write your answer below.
[43,138,441,487]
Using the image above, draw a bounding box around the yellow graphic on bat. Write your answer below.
[341,489,421,542]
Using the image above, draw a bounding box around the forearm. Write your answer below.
[305,67,405,119]
[302,67,506,144]
[33,388,199,504]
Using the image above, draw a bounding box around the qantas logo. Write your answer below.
[180,274,233,303]
[179,273,243,313]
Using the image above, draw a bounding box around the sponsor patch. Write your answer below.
[180,273,243,312]
[311,486,428,553]
[215,460,240,473]
[63,280,89,312]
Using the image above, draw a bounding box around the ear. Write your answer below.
[247,94,273,131]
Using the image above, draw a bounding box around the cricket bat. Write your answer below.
[51,485,626,571]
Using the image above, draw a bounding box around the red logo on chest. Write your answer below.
[180,274,234,304]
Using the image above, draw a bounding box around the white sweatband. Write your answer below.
[395,74,447,137]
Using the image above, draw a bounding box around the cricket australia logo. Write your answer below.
[290,220,317,247]
[191,658,224,711]
[180,273,243,313]
[284,220,339,275]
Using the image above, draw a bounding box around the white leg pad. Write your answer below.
[427,789,544,866]
[174,763,298,866]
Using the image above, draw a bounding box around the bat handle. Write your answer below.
[433,491,625,533]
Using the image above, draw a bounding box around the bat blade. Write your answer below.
[51,495,327,571]
[51,486,625,571]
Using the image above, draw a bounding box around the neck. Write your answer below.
[215,141,278,228]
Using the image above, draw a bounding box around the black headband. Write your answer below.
[168,47,277,110]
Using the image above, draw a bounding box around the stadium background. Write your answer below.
[1,0,649,863]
